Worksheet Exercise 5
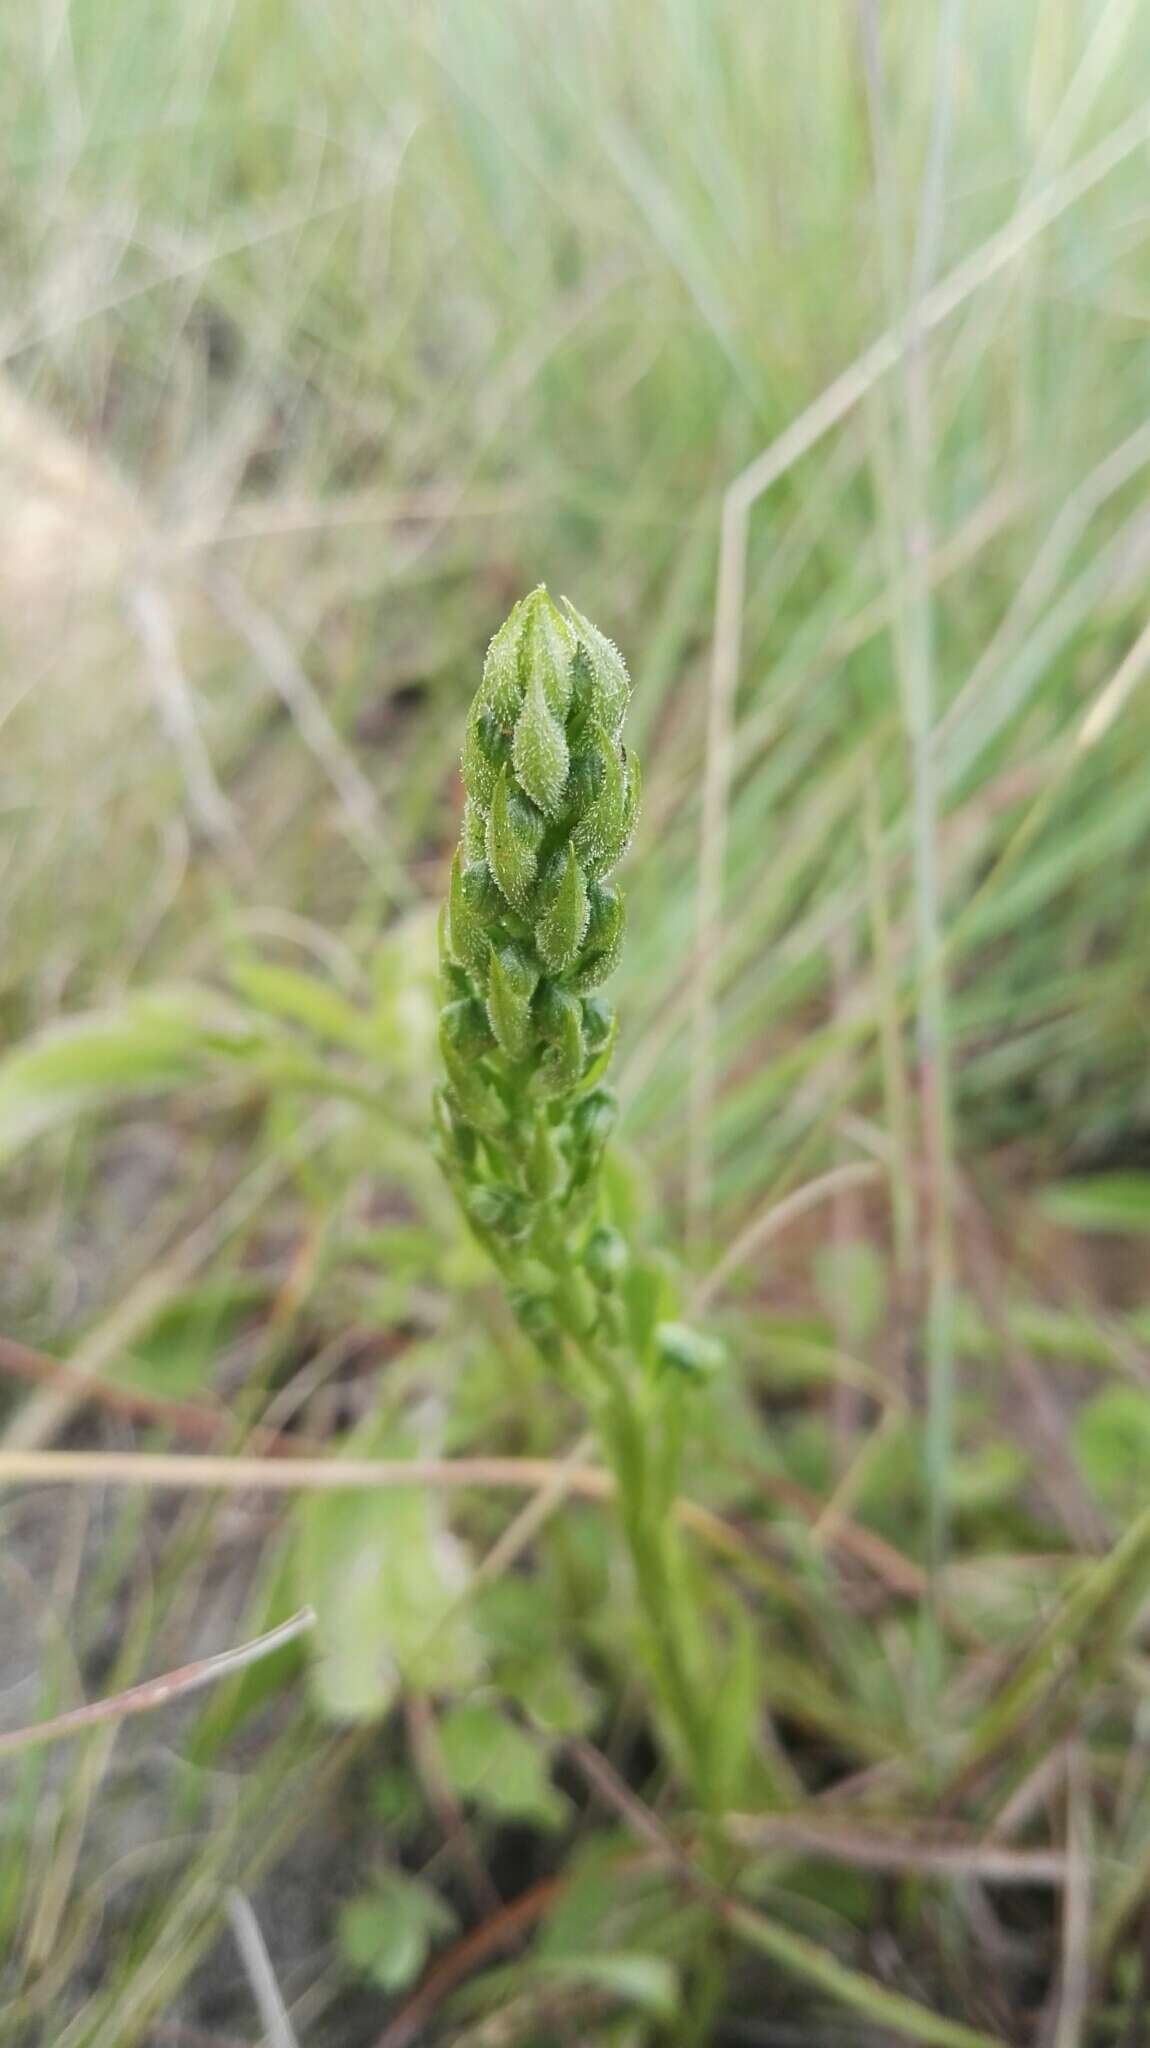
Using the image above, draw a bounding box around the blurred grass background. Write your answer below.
[5,1,1150,2042]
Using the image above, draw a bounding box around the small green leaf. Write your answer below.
[338,1873,455,1993]
[572,727,628,879]
[507,1653,597,1734]
[508,1288,560,1338]
[567,881,625,991]
[462,798,488,860]
[521,585,575,718]
[447,850,490,973]
[562,601,630,735]
[566,744,603,813]
[1074,1386,1150,1513]
[526,1114,566,1198]
[513,674,570,816]
[479,597,528,723]
[296,1429,479,1722]
[461,704,505,809]
[581,996,615,1055]
[439,1030,506,1136]
[535,1952,678,2022]
[571,1085,617,1151]
[437,1700,568,1829]
[704,1610,760,1810]
[537,846,590,973]
[533,983,586,1096]
[621,1258,670,1361]
[441,997,495,1060]
[486,945,536,1060]
[434,1086,477,1172]
[486,766,543,912]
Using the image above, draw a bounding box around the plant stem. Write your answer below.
[566,1318,709,1795]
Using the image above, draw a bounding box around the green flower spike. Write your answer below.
[435,587,726,1800]
[436,587,636,1262]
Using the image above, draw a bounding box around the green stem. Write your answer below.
[573,1324,709,1794]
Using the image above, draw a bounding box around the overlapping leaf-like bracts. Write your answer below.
[436,588,640,1266]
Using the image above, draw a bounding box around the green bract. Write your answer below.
[435,588,638,1282]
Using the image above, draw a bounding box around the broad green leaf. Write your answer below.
[437,1700,568,1829]
[0,994,224,1163]
[296,1429,478,1722]
[704,1609,759,1810]
[507,1653,597,1735]
[228,958,370,1050]
[621,1257,671,1363]
[338,1873,455,1993]
[1074,1386,1150,1513]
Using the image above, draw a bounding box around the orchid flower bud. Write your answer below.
[435,586,637,1232]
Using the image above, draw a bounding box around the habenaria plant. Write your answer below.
[436,587,721,1783]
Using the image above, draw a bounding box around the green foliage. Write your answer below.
[10,6,1150,2043]
[1041,1175,1150,1234]
[296,1431,479,1721]
[0,994,227,1162]
[338,1872,456,1993]
[437,1700,569,1830]
[1074,1385,1150,1516]
[436,591,728,1798]
[437,587,639,1275]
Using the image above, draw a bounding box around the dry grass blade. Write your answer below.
[127,579,240,855]
[562,1740,1009,2048]
[209,568,400,884]
[725,1813,1066,1887]
[0,1331,320,1455]
[1049,1748,1092,2048]
[686,96,1150,1239]
[0,1445,927,1606]
[691,1162,881,1310]
[0,1609,315,1760]
[227,1889,301,2048]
